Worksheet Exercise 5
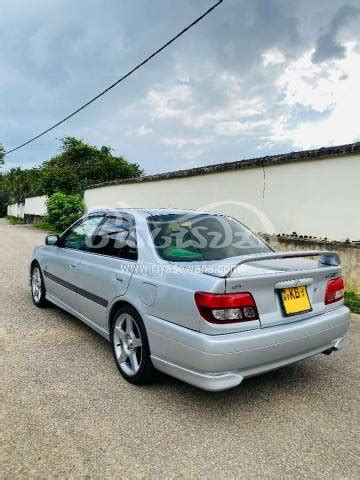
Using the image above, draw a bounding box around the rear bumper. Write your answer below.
[146,306,351,391]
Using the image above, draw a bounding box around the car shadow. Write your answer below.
[39,297,330,410]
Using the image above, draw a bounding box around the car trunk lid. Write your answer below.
[202,251,342,328]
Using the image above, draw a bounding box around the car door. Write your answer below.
[75,213,137,330]
[43,215,104,311]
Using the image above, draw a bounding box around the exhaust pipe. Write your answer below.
[322,337,345,355]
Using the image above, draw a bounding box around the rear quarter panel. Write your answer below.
[122,266,262,335]
[125,268,225,332]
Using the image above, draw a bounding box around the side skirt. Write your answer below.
[46,293,110,342]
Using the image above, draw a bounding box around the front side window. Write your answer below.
[62,215,104,251]
[147,213,270,262]
[90,215,138,260]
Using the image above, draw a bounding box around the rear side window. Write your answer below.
[147,213,270,262]
[90,215,138,260]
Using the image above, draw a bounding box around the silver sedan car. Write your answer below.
[30,208,351,391]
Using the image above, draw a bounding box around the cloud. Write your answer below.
[270,42,360,148]
[276,50,339,113]
[1,0,360,174]
[182,149,205,162]
[312,5,360,63]
[161,136,213,149]
[125,125,153,137]
[262,48,286,66]
[215,120,269,137]
[147,84,193,121]
[145,75,265,132]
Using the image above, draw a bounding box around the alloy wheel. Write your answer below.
[31,267,42,304]
[113,313,143,376]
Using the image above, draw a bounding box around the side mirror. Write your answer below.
[46,234,60,246]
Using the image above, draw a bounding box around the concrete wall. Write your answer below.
[7,202,24,218]
[25,195,47,217]
[85,154,360,242]
[7,203,16,217]
[264,235,360,293]
[7,196,47,221]
[5,149,360,291]
[7,151,360,241]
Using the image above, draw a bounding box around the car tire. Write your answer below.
[31,263,50,308]
[111,305,156,385]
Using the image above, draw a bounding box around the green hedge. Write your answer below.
[45,192,85,233]
[344,291,360,314]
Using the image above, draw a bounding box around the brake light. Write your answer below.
[325,277,345,305]
[194,292,259,323]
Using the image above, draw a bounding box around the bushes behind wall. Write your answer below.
[45,192,85,232]
[1,137,142,205]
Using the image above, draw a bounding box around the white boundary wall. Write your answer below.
[24,195,47,217]
[7,195,47,219]
[6,152,360,241]
[85,153,360,241]
[7,202,24,218]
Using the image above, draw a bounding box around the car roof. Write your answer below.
[87,207,224,218]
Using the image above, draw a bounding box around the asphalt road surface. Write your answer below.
[1,218,359,479]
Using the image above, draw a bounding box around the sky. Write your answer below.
[1,0,360,174]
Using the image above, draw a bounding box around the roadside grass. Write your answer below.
[33,219,59,234]
[344,291,360,314]
[5,215,25,225]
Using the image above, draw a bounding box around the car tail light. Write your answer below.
[194,292,259,323]
[325,277,345,305]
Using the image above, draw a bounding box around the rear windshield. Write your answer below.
[147,213,270,262]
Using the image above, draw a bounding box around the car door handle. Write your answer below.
[69,264,78,270]
[115,274,124,282]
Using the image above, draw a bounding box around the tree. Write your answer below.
[2,167,44,203]
[0,144,4,166]
[0,137,143,213]
[0,174,8,217]
[41,137,142,196]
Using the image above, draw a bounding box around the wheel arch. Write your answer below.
[30,259,40,273]
[108,299,141,332]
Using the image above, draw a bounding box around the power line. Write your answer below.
[4,0,223,156]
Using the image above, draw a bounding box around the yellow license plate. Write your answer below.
[280,286,312,316]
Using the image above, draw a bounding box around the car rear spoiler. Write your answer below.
[223,250,340,278]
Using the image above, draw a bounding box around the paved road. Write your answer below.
[1,218,359,479]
